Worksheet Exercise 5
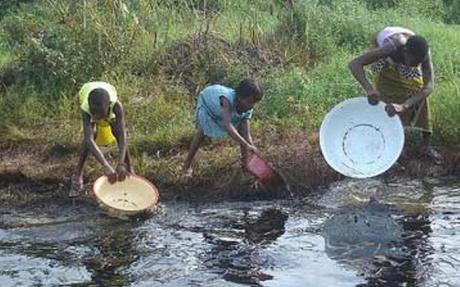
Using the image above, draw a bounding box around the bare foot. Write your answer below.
[251,180,263,191]
[422,146,443,165]
[181,167,193,181]
[69,174,84,197]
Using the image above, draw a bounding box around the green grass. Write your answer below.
[0,50,12,69]
[1,0,460,149]
[0,31,13,69]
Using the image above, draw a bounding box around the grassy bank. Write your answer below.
[1,0,459,197]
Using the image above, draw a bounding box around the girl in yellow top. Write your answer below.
[349,27,441,163]
[70,81,133,196]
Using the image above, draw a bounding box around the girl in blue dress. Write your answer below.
[182,78,263,178]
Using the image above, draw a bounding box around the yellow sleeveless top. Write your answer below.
[79,81,118,121]
[79,81,119,145]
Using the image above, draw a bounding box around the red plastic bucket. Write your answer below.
[246,154,285,187]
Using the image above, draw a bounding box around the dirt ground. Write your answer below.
[1,130,458,208]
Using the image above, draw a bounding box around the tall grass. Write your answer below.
[0,0,459,148]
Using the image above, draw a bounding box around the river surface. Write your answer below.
[0,177,459,287]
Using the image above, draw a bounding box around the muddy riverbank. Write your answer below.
[1,134,459,206]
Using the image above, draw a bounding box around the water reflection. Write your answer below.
[320,178,459,287]
[0,179,458,286]
[84,220,138,286]
[200,208,288,285]
[354,214,434,287]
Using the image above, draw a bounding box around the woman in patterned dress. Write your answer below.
[348,26,441,163]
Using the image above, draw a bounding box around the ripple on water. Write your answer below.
[0,251,92,287]
[0,179,459,286]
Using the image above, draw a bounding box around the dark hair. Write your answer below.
[406,35,429,62]
[236,78,263,101]
[88,88,110,108]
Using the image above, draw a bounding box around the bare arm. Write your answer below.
[220,96,252,148]
[239,119,253,145]
[404,50,434,109]
[112,102,128,166]
[81,111,112,170]
[238,119,253,161]
[349,43,398,105]
[348,43,396,94]
[348,34,407,93]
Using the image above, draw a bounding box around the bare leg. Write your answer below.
[421,131,431,149]
[70,140,90,196]
[125,149,133,173]
[182,127,206,177]
[421,131,442,164]
[76,141,90,177]
[70,123,98,197]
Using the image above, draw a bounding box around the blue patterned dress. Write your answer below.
[196,85,253,138]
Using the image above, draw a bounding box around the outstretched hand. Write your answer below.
[116,163,130,182]
[385,103,406,117]
[246,144,258,154]
[367,89,380,105]
[104,165,117,184]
